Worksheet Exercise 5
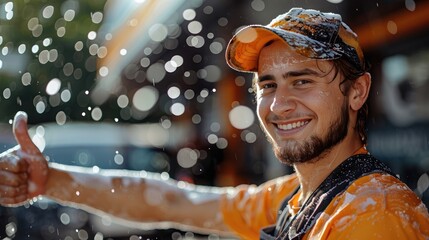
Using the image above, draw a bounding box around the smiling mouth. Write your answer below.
[277,120,310,131]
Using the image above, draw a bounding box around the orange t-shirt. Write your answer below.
[220,173,429,240]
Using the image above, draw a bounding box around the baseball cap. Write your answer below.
[225,8,365,73]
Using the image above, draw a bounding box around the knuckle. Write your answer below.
[0,185,27,199]
[0,172,27,186]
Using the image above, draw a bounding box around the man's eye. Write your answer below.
[294,80,311,86]
[261,83,277,89]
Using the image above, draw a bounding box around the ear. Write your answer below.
[349,72,371,111]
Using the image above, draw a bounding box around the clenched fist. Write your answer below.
[0,111,49,206]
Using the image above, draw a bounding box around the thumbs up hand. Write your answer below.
[0,111,49,206]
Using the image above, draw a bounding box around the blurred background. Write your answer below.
[0,0,429,239]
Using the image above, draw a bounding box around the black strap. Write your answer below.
[260,154,396,240]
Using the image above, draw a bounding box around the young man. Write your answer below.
[1,8,428,240]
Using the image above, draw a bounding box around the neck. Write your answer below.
[293,134,364,205]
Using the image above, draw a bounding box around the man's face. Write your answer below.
[255,40,350,165]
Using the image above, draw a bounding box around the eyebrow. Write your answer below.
[257,68,322,83]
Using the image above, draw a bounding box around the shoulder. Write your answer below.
[337,173,424,213]
[321,173,429,238]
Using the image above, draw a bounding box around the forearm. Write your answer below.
[44,163,233,235]
[46,163,174,220]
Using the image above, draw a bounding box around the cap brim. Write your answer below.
[225,25,342,73]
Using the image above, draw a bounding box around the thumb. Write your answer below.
[12,111,48,197]
[13,111,40,154]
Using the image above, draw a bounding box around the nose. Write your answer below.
[270,93,296,115]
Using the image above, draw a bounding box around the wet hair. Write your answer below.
[251,57,371,144]
[333,57,371,144]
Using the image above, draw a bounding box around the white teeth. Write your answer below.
[277,121,308,130]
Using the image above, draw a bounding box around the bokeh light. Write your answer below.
[132,86,159,112]
[229,105,255,129]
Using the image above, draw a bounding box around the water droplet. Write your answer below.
[46,78,61,95]
[146,62,166,83]
[60,213,71,225]
[165,61,177,73]
[56,111,67,125]
[203,5,213,14]
[21,72,32,86]
[170,102,185,116]
[184,89,195,100]
[216,138,228,149]
[61,89,71,102]
[218,17,228,27]
[117,94,129,108]
[387,20,398,34]
[75,41,84,51]
[35,101,46,113]
[209,41,223,54]
[203,65,221,82]
[91,107,103,121]
[417,173,429,194]
[188,20,203,34]
[99,66,109,77]
[177,148,198,168]
[92,166,100,174]
[183,9,196,21]
[114,152,124,165]
[149,23,168,42]
[132,86,159,111]
[243,131,257,143]
[167,86,181,99]
[64,9,76,22]
[88,31,97,40]
[192,114,201,124]
[251,0,265,11]
[89,43,99,55]
[140,57,150,67]
[326,0,343,3]
[5,222,17,237]
[187,35,205,48]
[207,134,218,144]
[405,0,416,11]
[210,122,221,132]
[94,232,104,240]
[27,17,39,31]
[57,26,66,37]
[229,105,255,129]
[77,229,89,239]
[171,55,184,67]
[42,38,52,47]
[91,12,103,24]
[18,44,26,54]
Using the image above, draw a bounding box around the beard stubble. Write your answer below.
[268,100,350,166]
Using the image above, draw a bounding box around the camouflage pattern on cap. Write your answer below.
[225,8,365,73]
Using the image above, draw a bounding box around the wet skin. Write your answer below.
[254,40,371,203]
[255,40,349,165]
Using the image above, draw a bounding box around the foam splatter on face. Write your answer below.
[257,42,316,74]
